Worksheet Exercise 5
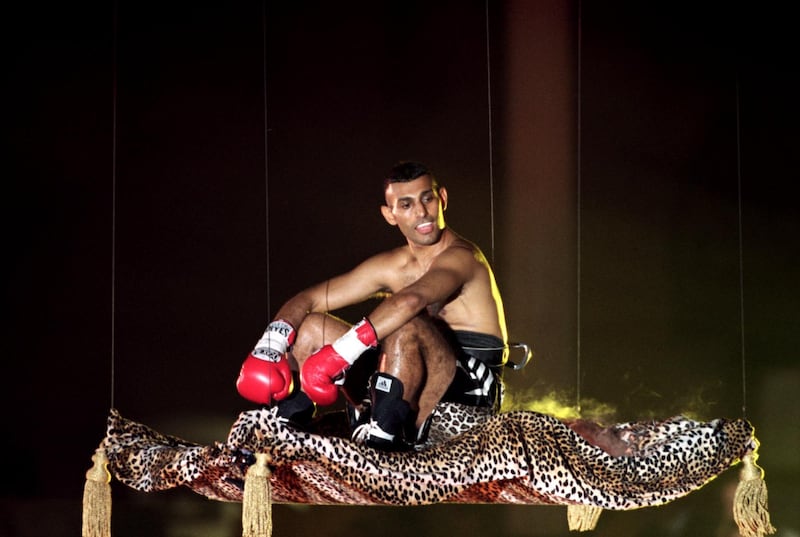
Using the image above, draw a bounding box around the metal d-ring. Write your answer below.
[505,342,533,371]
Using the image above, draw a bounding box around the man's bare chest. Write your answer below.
[387,259,426,291]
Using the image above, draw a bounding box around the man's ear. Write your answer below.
[439,186,448,211]
[380,204,397,226]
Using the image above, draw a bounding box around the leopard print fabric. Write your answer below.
[103,405,755,509]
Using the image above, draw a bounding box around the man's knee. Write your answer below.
[296,312,332,336]
[293,313,349,362]
[382,314,440,350]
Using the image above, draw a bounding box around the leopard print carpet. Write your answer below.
[103,404,755,510]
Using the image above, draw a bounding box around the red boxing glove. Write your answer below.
[236,352,293,404]
[300,345,348,406]
[301,318,378,406]
[236,319,297,404]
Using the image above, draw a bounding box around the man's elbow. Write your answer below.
[392,291,428,317]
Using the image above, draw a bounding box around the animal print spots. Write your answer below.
[104,407,754,508]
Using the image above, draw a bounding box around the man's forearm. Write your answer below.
[366,290,427,341]
[272,293,316,329]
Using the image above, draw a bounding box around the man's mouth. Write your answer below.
[415,221,435,234]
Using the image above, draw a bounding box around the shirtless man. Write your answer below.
[236,161,508,450]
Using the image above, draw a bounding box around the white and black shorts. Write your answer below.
[442,330,506,412]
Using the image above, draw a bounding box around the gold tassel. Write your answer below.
[567,504,602,531]
[733,451,776,537]
[82,447,112,537]
[242,453,272,537]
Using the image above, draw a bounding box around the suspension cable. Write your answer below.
[262,0,272,319]
[109,0,119,409]
[485,0,496,267]
[575,0,583,415]
[735,72,748,420]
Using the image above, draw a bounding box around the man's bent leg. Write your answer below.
[379,316,457,431]
[291,312,350,364]
[275,313,350,425]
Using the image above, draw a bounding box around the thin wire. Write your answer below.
[735,72,747,420]
[575,0,583,415]
[109,0,119,409]
[323,279,330,343]
[485,0,496,266]
[262,0,271,318]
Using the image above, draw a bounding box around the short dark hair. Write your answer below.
[383,161,435,192]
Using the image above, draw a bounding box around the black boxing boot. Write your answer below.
[351,372,414,451]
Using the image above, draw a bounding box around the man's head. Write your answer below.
[383,161,436,193]
[381,161,448,246]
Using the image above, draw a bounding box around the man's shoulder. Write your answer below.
[361,245,411,269]
[443,235,485,262]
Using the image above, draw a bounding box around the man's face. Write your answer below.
[381,174,448,246]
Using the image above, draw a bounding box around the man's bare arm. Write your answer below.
[272,252,395,328]
[366,247,474,339]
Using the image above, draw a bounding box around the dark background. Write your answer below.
[4,1,798,536]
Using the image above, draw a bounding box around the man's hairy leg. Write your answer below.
[381,316,456,428]
[291,312,349,368]
[294,312,378,406]
[270,313,351,427]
